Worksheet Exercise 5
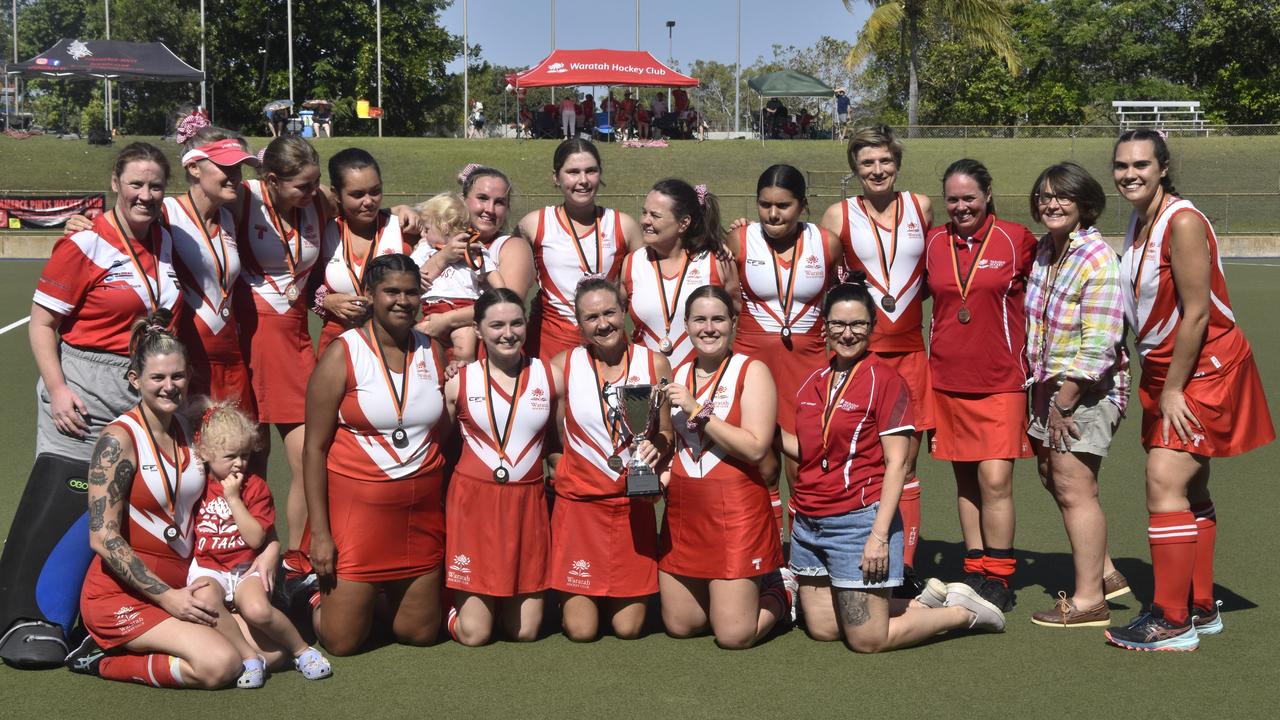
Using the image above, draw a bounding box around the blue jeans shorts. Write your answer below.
[789,502,904,589]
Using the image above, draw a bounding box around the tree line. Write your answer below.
[4,1,1274,137]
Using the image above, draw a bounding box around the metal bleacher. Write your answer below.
[1112,101,1208,135]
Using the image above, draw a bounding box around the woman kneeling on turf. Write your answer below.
[188,401,331,686]
[781,278,1006,651]
[68,313,278,688]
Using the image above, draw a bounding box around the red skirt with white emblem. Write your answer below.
[1139,351,1275,456]
[444,471,550,596]
[929,389,1031,462]
[80,553,188,650]
[659,470,781,579]
[548,495,658,598]
[328,467,445,582]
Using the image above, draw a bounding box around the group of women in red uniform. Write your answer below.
[14,121,1272,688]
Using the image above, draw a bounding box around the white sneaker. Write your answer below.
[915,577,948,609]
[944,582,1006,633]
[779,567,799,623]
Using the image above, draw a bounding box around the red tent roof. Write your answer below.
[510,49,697,89]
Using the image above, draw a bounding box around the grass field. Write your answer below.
[2,134,1279,236]
[0,256,1278,717]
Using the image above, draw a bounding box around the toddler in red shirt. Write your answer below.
[188,402,332,688]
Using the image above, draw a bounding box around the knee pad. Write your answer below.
[0,453,97,668]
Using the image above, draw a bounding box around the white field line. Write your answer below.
[0,315,31,336]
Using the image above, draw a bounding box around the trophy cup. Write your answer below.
[605,379,668,497]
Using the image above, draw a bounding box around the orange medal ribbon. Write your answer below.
[686,352,732,461]
[261,187,302,293]
[481,356,529,470]
[948,218,997,321]
[820,360,863,470]
[650,249,691,344]
[178,193,232,317]
[130,407,188,527]
[556,205,603,275]
[106,210,162,312]
[768,226,804,337]
[341,213,387,295]
[856,194,901,296]
[364,323,413,446]
[589,345,632,455]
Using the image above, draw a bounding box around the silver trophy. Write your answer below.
[604,379,668,497]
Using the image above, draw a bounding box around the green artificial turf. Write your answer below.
[0,259,1278,716]
[2,134,1278,237]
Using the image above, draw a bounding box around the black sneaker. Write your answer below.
[978,578,1016,612]
[892,567,926,600]
[1104,608,1198,652]
[64,635,106,676]
[961,572,986,591]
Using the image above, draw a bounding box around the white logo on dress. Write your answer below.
[448,554,472,574]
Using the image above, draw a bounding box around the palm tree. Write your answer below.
[843,0,1022,134]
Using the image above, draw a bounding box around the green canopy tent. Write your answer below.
[747,70,836,143]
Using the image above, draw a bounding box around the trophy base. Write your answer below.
[625,468,663,497]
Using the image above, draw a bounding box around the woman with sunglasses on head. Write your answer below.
[441,288,563,646]
[1023,162,1131,629]
[517,139,644,361]
[821,125,934,589]
[1104,130,1273,652]
[923,159,1037,614]
[780,277,1006,651]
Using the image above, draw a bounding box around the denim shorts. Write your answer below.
[789,502,904,589]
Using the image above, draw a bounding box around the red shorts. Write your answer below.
[445,472,550,596]
[422,298,476,317]
[525,300,582,362]
[1139,353,1275,457]
[929,389,1032,462]
[549,495,658,598]
[81,553,187,650]
[733,330,828,433]
[238,307,315,424]
[659,470,781,579]
[328,468,445,582]
[873,349,935,430]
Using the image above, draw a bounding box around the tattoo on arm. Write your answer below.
[107,460,131,506]
[87,434,122,487]
[88,497,106,532]
[836,590,871,627]
[102,536,170,596]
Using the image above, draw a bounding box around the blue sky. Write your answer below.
[440,0,871,72]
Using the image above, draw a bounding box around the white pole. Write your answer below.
[550,0,555,103]
[666,22,673,110]
[199,0,206,109]
[462,0,468,138]
[376,0,382,137]
[734,0,740,134]
[8,0,16,121]
[104,0,110,133]
[286,0,294,108]
[634,0,639,50]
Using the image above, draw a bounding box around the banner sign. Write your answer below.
[0,194,106,229]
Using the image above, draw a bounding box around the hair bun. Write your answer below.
[844,269,868,286]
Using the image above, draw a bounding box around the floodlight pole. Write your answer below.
[666,20,674,110]
[462,0,467,138]
[287,0,294,108]
[550,0,555,103]
[8,0,17,121]
[376,0,383,137]
[734,0,741,134]
[199,0,206,110]
[104,0,111,133]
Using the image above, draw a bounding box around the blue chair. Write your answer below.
[594,111,615,142]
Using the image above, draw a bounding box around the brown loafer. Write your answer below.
[1103,571,1131,600]
[1030,592,1111,628]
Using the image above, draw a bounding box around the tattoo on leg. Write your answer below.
[836,590,871,627]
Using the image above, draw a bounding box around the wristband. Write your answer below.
[870,529,889,546]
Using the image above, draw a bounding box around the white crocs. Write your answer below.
[237,657,266,689]
[295,647,332,680]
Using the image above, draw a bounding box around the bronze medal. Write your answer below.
[219,305,231,320]
[163,524,180,542]
[493,466,510,483]
[780,326,792,340]
[392,425,409,449]
[285,283,300,303]
[958,305,972,324]
[880,294,896,313]
[659,336,673,355]
[607,454,625,472]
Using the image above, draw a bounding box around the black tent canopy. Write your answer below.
[4,39,203,81]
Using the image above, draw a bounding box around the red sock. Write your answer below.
[1191,503,1217,610]
[1148,510,1197,625]
[982,549,1016,587]
[963,549,984,576]
[898,478,921,569]
[99,653,185,688]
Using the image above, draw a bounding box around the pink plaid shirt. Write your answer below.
[1025,227,1128,413]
